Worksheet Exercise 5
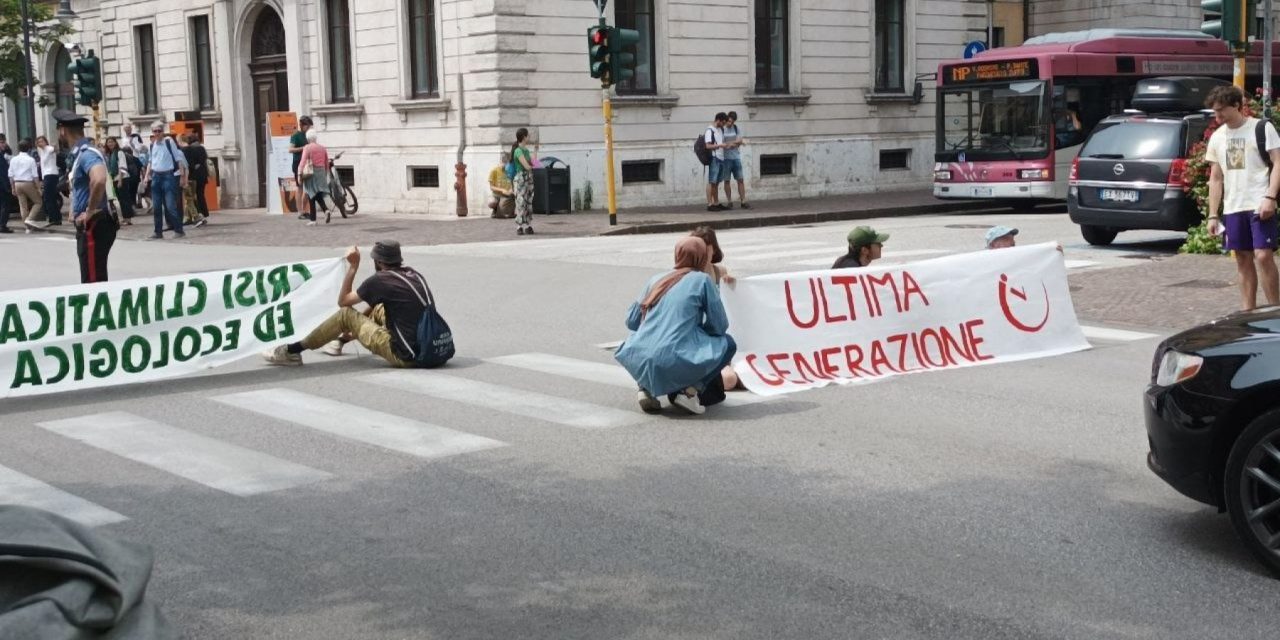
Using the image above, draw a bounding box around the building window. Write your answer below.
[615,0,656,95]
[410,166,439,188]
[135,25,158,114]
[879,149,910,170]
[760,154,795,176]
[990,26,1005,49]
[621,160,662,184]
[326,0,354,102]
[190,16,215,111]
[407,0,438,98]
[336,166,355,188]
[754,0,788,93]
[874,0,905,93]
[54,47,74,112]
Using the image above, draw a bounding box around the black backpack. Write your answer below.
[693,128,713,166]
[125,151,142,177]
[388,270,455,368]
[1257,119,1275,170]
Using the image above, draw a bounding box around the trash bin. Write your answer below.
[533,156,572,214]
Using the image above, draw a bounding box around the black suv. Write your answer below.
[1067,111,1212,246]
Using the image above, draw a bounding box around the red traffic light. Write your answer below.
[591,30,606,45]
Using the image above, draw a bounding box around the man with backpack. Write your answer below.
[697,113,730,212]
[263,240,453,368]
[1204,84,1280,311]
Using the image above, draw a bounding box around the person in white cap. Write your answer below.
[985,225,1018,249]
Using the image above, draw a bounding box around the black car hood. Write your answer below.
[1165,306,1280,353]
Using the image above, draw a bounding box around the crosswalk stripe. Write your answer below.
[487,352,770,407]
[36,412,333,497]
[213,388,507,459]
[1080,325,1162,342]
[736,246,853,261]
[624,241,823,254]
[1063,259,1099,269]
[362,371,647,429]
[0,463,128,527]
[790,249,950,267]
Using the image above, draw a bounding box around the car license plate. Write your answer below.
[1099,188,1139,202]
[973,187,994,197]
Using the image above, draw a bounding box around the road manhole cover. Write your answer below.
[1168,279,1232,289]
[365,226,407,233]
[944,224,992,229]
[1119,254,1161,260]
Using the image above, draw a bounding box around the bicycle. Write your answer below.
[328,151,358,217]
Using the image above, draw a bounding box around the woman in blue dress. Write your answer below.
[615,236,737,415]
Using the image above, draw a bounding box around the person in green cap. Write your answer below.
[832,226,889,269]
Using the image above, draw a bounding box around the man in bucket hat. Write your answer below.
[263,241,434,367]
[832,225,889,269]
[985,225,1018,249]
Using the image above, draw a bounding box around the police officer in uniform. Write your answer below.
[54,109,118,283]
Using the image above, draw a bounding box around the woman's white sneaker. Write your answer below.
[670,388,705,415]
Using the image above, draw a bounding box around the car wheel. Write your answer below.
[1224,408,1280,578]
[1080,225,1118,246]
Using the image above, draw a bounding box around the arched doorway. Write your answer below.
[249,7,289,207]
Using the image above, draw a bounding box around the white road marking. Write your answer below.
[36,412,333,497]
[488,352,770,406]
[213,388,507,459]
[1064,259,1100,269]
[790,249,951,267]
[0,463,128,527]
[1080,325,1162,342]
[362,371,647,429]
[737,246,855,261]
[626,241,824,254]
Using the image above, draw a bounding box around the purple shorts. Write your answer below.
[1223,211,1279,251]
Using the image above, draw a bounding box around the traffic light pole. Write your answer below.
[1235,44,1248,89]
[90,101,102,145]
[602,86,617,226]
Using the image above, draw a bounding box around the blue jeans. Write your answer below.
[151,171,181,235]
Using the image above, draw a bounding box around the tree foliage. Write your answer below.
[0,0,75,108]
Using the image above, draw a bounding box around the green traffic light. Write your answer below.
[1200,0,1253,44]
[609,27,641,83]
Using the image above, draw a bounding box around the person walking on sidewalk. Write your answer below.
[9,139,45,232]
[0,134,12,234]
[36,136,62,226]
[103,136,135,224]
[289,116,313,220]
[300,129,333,226]
[615,236,737,416]
[703,113,729,212]
[1205,84,1280,311]
[55,109,118,284]
[720,112,748,210]
[182,134,210,227]
[142,122,189,240]
[263,241,431,368]
[832,226,888,269]
[511,128,536,235]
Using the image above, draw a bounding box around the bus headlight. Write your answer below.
[1019,169,1051,180]
[934,170,952,181]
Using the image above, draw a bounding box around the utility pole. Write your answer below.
[20,0,36,141]
[1265,0,1274,116]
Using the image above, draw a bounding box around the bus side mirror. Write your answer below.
[912,81,924,105]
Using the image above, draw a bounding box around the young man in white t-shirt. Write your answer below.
[704,113,728,212]
[1205,85,1280,310]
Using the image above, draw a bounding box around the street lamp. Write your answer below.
[55,1,77,20]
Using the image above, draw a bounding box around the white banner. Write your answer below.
[721,244,1090,396]
[0,259,346,399]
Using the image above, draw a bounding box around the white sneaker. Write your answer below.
[306,221,317,227]
[636,389,661,414]
[321,340,345,357]
[670,388,705,415]
[262,345,303,366]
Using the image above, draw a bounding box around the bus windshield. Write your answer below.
[937,80,1050,161]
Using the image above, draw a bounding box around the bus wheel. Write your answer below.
[1080,225,1118,246]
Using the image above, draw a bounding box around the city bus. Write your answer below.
[932,28,1280,208]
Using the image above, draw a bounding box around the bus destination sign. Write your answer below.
[944,59,1038,85]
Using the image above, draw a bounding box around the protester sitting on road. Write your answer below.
[986,225,1018,249]
[690,225,743,393]
[615,236,737,416]
[832,226,889,269]
[488,151,516,218]
[263,241,430,368]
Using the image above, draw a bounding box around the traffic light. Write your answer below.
[609,28,640,85]
[588,25,612,85]
[70,52,102,107]
[1201,0,1254,44]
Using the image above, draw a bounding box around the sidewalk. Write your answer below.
[36,188,1036,248]
[1068,252,1239,331]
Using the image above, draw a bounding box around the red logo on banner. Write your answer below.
[998,274,1049,333]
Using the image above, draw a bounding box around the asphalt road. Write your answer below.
[1,213,1276,639]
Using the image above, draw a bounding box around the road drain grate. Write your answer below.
[1167,279,1232,289]
[364,226,408,233]
[944,224,992,229]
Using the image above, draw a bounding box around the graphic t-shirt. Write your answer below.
[1205,117,1280,214]
[357,267,431,361]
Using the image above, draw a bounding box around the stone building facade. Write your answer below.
[2,0,1206,214]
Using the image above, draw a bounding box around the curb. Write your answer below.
[597,200,1032,236]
